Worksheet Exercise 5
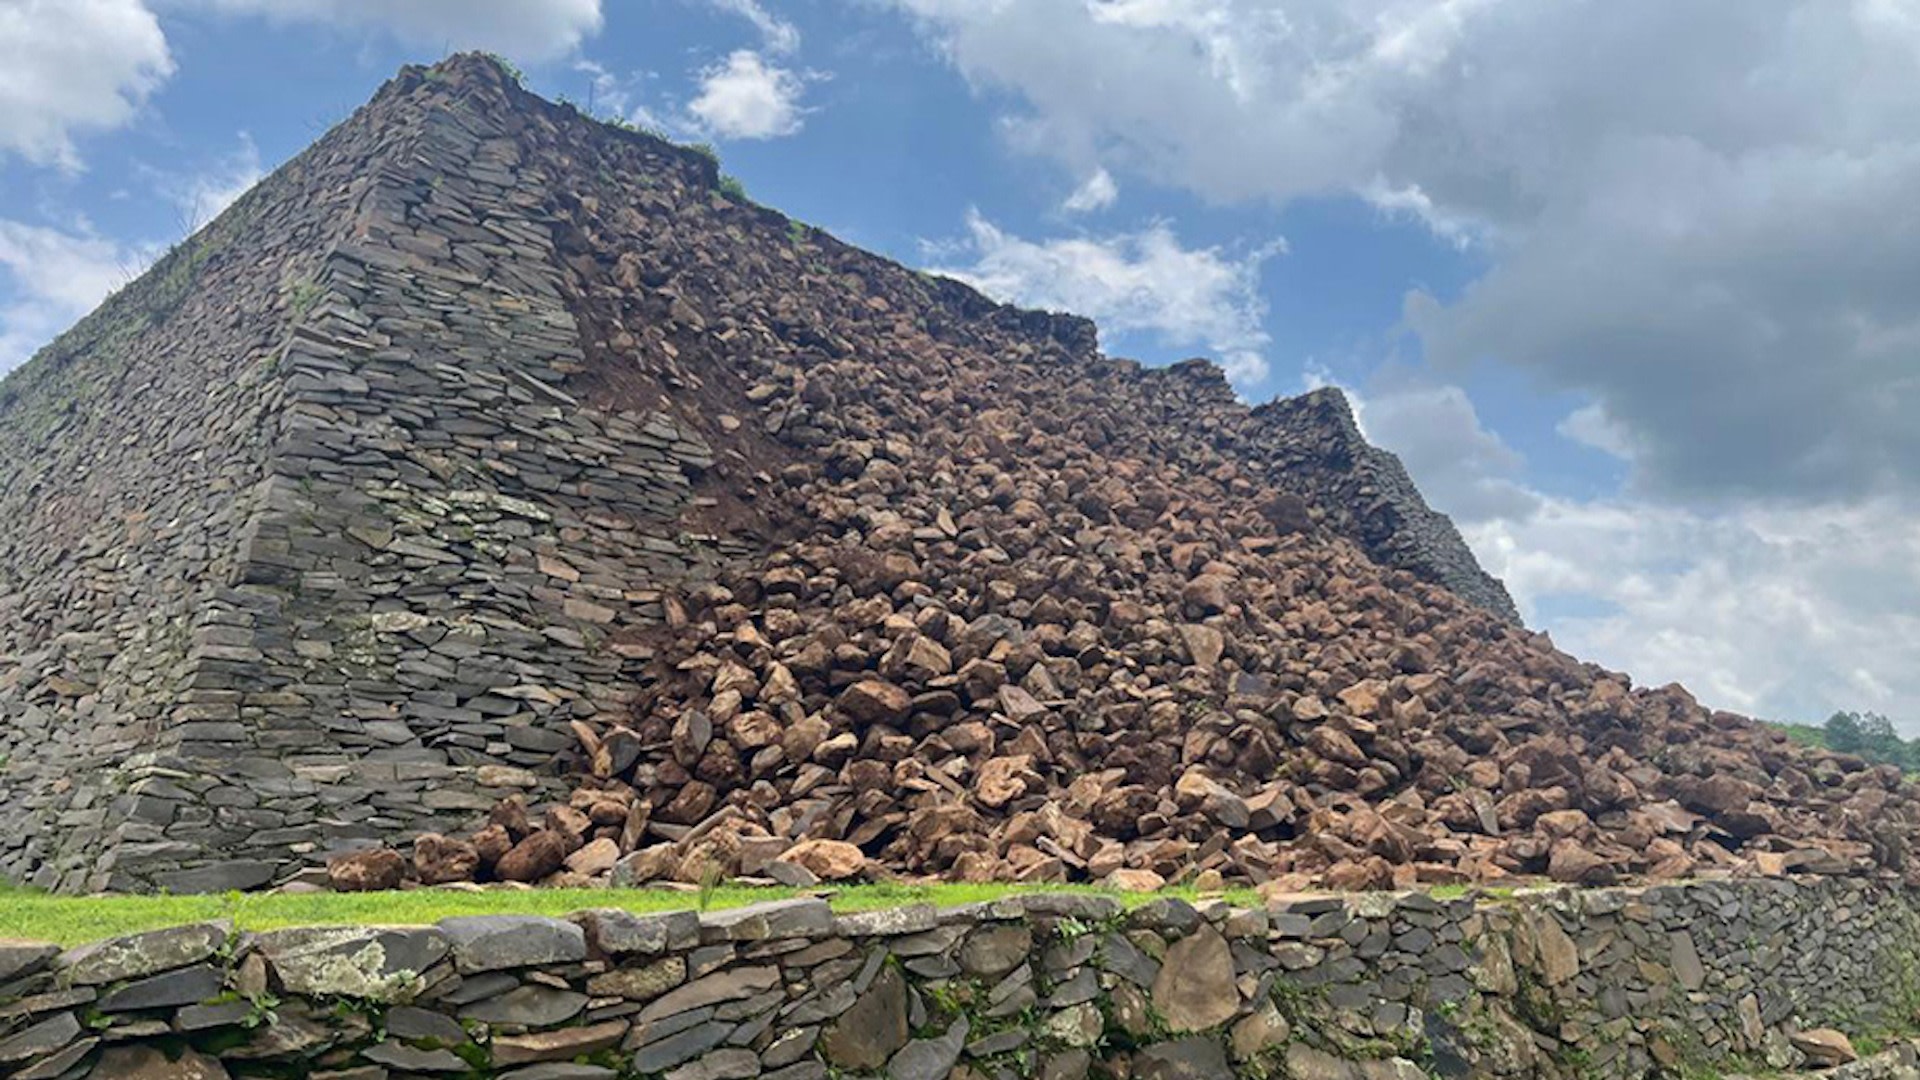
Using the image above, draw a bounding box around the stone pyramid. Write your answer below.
[0,53,1524,893]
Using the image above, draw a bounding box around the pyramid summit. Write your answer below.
[0,55,1909,896]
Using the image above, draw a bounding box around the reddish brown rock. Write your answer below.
[496,831,567,883]
[838,679,912,724]
[328,848,406,892]
[566,837,623,876]
[413,834,480,885]
[776,839,867,881]
[471,824,514,871]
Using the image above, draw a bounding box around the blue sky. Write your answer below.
[5,0,1920,732]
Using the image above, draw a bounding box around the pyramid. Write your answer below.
[2,56,1907,897]
[0,55,1509,892]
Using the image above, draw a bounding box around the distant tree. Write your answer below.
[1859,711,1898,742]
[1825,711,1864,753]
[1821,710,1918,771]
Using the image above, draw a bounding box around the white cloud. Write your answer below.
[0,0,602,173]
[688,50,809,140]
[0,0,173,169]
[1464,496,1920,732]
[0,220,158,373]
[1062,168,1118,214]
[1349,379,1542,524]
[1360,176,1475,248]
[706,0,799,54]
[194,0,603,61]
[932,210,1280,385]
[1556,401,1639,462]
[1336,374,1920,732]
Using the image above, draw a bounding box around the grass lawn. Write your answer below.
[0,882,1263,946]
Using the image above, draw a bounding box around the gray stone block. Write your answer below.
[439,915,586,973]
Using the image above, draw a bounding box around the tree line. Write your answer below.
[1780,711,1919,771]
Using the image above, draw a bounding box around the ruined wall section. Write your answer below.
[0,61,750,893]
[0,53,1525,892]
[1114,362,1520,624]
[1252,386,1522,623]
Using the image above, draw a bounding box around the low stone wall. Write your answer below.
[0,877,1914,1079]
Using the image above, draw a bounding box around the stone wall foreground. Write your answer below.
[0,877,1917,1079]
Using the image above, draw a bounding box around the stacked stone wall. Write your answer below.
[0,63,750,893]
[0,71,413,892]
[0,878,1915,1079]
[89,69,764,893]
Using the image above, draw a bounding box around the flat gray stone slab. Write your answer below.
[150,860,280,895]
[362,1041,469,1073]
[574,908,700,956]
[833,905,938,938]
[638,965,781,1025]
[498,1066,619,1080]
[99,963,225,1012]
[631,1020,731,1074]
[456,984,588,1027]
[58,922,230,986]
[12,1035,97,1080]
[254,925,450,1002]
[438,915,586,973]
[888,1016,969,1080]
[385,1005,468,1046]
[0,1011,81,1064]
[697,899,831,943]
[0,940,59,984]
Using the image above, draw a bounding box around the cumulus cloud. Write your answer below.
[879,0,1920,505]
[1062,168,1119,214]
[194,0,603,61]
[1464,496,1920,731]
[1556,402,1639,462]
[0,220,157,373]
[0,0,173,169]
[0,0,602,172]
[1336,375,1920,731]
[688,50,810,140]
[932,210,1280,385]
[705,0,799,54]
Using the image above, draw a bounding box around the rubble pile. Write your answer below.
[340,60,1919,894]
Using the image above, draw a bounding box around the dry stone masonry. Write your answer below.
[1,879,1917,1079]
[0,57,748,892]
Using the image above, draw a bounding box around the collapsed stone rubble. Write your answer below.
[326,65,1920,897]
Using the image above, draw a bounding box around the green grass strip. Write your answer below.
[0,882,1262,946]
